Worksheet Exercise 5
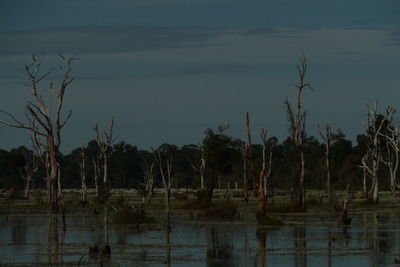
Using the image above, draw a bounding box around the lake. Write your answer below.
[0,207,399,266]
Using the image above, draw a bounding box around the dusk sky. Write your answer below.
[1,0,400,152]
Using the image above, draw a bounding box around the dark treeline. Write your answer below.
[0,129,376,193]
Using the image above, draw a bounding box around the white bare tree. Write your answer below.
[143,161,155,204]
[284,53,312,212]
[78,144,87,206]
[153,148,174,224]
[318,124,332,201]
[360,103,393,204]
[192,144,206,190]
[0,55,76,212]
[94,116,116,196]
[380,107,399,198]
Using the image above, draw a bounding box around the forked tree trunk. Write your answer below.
[0,55,76,212]
[284,54,311,212]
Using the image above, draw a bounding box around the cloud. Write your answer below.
[0,26,224,56]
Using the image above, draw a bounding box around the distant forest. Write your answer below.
[0,129,373,192]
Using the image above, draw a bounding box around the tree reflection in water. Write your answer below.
[48,214,60,264]
[294,226,306,267]
[11,217,26,244]
[256,228,267,267]
[206,228,233,267]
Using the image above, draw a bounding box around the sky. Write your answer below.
[0,0,400,152]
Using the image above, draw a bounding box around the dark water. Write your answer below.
[0,208,400,266]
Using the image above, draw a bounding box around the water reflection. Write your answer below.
[1,209,400,265]
[48,215,60,264]
[206,228,233,267]
[294,226,307,267]
[256,228,267,267]
[11,217,26,244]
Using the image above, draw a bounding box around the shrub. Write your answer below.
[7,187,23,200]
[198,200,238,220]
[173,192,189,201]
[113,205,156,225]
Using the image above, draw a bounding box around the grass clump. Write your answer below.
[173,192,189,201]
[7,187,23,200]
[179,190,210,210]
[197,200,238,221]
[112,205,156,225]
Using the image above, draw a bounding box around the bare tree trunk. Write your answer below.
[154,149,174,225]
[143,162,155,204]
[242,142,248,202]
[257,128,273,220]
[245,112,257,195]
[284,54,312,212]
[94,117,115,198]
[79,145,87,206]
[93,159,99,197]
[300,149,306,210]
[360,103,393,205]
[319,124,332,201]
[363,168,367,195]
[0,55,76,212]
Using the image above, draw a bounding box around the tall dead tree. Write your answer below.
[20,152,38,199]
[242,142,249,202]
[245,112,257,195]
[153,149,174,225]
[0,55,76,212]
[256,128,273,220]
[94,116,116,197]
[260,129,273,199]
[78,144,87,206]
[284,54,312,212]
[380,107,399,198]
[318,124,332,201]
[143,161,155,204]
[360,103,392,204]
[93,158,100,197]
[192,144,206,190]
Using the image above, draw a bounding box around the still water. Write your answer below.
[0,208,399,266]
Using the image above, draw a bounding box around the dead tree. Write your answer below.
[380,107,399,198]
[94,116,116,197]
[93,158,100,197]
[360,103,392,204]
[143,161,155,204]
[256,129,273,219]
[245,112,257,195]
[19,152,38,199]
[192,144,206,190]
[242,142,249,202]
[260,129,273,198]
[153,149,174,225]
[0,55,76,212]
[318,124,332,201]
[78,144,87,206]
[284,54,312,212]
[31,129,51,198]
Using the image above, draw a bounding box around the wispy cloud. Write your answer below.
[0,26,223,56]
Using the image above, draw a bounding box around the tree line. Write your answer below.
[0,130,381,195]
